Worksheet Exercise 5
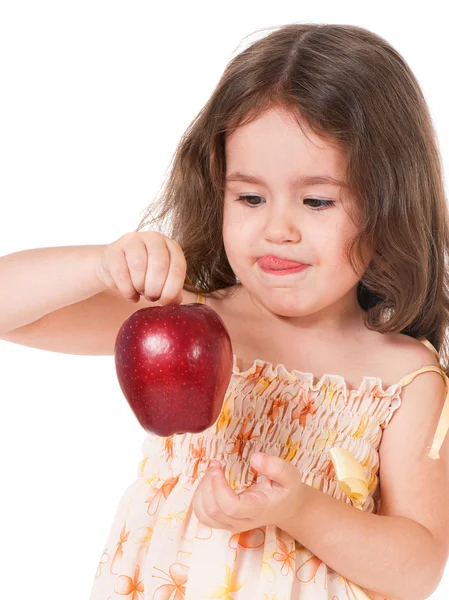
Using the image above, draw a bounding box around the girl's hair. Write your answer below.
[135,22,449,372]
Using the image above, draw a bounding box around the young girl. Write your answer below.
[1,23,448,600]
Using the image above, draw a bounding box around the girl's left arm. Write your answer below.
[278,477,444,600]
[281,367,449,600]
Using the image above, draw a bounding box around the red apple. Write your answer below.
[114,302,233,436]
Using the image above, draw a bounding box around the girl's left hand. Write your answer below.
[192,452,303,534]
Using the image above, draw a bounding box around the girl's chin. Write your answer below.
[251,295,312,318]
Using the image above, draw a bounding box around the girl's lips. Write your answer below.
[258,255,307,270]
[259,263,309,275]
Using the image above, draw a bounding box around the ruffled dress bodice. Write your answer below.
[139,354,404,516]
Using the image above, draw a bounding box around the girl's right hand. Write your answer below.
[96,231,187,305]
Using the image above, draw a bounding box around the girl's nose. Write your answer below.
[264,209,301,244]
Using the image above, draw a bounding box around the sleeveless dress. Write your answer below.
[89,292,449,600]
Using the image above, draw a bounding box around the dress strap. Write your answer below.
[196,292,206,304]
[394,337,449,460]
[419,337,441,361]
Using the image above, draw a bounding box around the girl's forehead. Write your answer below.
[225,141,347,191]
[225,107,347,168]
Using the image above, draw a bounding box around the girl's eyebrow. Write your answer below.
[225,171,349,189]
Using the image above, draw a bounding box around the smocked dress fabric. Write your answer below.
[89,293,449,600]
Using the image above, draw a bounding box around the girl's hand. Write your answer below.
[96,231,187,305]
[192,452,303,534]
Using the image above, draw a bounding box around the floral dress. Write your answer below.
[89,293,449,600]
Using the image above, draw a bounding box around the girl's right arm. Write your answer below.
[0,232,195,355]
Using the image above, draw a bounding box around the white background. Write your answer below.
[0,1,447,598]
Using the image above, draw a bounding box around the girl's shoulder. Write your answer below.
[377,331,441,376]
[350,329,442,391]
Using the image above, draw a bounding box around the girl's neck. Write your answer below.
[234,284,367,338]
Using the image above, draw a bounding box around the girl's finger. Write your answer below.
[192,476,232,529]
[210,468,259,525]
[201,471,236,527]
[192,480,211,525]
[124,237,149,298]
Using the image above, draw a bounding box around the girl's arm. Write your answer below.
[0,245,106,332]
[279,484,441,600]
[0,245,128,356]
[0,242,197,355]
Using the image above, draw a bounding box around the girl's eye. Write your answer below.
[236,195,335,210]
[304,198,335,210]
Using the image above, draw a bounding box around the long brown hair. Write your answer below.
[135,23,449,372]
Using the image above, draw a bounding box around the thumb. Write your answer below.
[250,452,294,488]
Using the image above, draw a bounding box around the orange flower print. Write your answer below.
[228,527,265,561]
[319,458,336,480]
[114,563,144,599]
[189,438,206,480]
[205,565,245,599]
[298,397,317,427]
[225,407,260,459]
[95,549,110,578]
[110,522,131,575]
[264,391,294,422]
[232,528,265,550]
[240,362,268,386]
[295,555,324,583]
[273,538,296,576]
[164,436,175,460]
[152,562,189,600]
[145,475,180,516]
[248,463,259,486]
[270,397,289,421]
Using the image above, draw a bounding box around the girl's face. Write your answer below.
[223,106,367,327]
